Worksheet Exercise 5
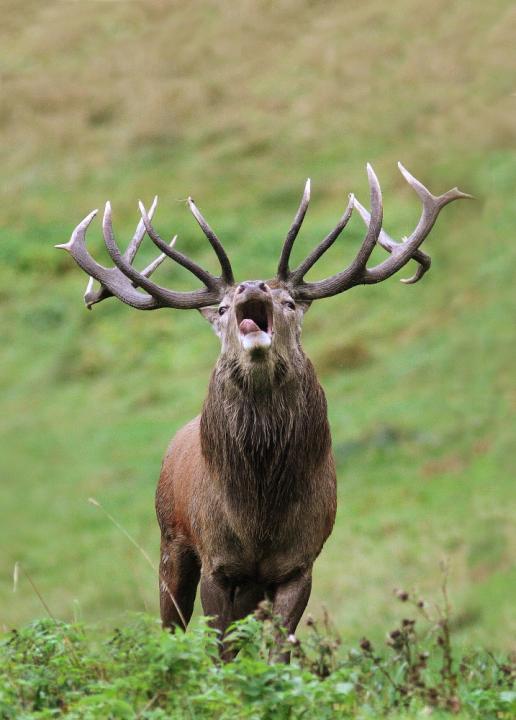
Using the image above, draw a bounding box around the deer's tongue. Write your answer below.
[239,318,261,335]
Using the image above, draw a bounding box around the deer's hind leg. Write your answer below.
[159,536,200,631]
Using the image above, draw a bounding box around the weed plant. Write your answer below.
[1,583,514,719]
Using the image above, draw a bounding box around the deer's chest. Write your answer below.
[197,471,334,583]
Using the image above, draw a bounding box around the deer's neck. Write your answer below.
[200,353,331,513]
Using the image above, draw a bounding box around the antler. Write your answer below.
[278,163,472,302]
[352,195,431,285]
[56,198,233,310]
[81,196,172,308]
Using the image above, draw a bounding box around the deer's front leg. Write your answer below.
[272,569,312,661]
[159,536,200,631]
[199,571,236,660]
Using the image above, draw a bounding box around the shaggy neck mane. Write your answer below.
[200,350,331,523]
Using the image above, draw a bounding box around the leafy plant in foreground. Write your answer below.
[0,592,514,719]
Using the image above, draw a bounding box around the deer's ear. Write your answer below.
[198,306,225,338]
[198,306,219,325]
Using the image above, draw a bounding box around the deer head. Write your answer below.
[56,163,470,383]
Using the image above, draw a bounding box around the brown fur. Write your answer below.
[156,281,337,653]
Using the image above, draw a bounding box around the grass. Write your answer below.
[0,0,515,658]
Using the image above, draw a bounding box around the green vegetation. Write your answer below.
[0,0,515,665]
[1,589,514,719]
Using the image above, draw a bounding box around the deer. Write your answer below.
[56,163,470,657]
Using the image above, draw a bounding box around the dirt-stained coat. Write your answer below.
[156,281,337,653]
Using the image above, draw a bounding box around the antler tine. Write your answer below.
[56,210,160,310]
[277,179,311,280]
[125,194,158,263]
[289,193,355,285]
[84,196,163,309]
[141,235,177,276]
[290,164,383,301]
[188,197,234,285]
[363,163,472,285]
[353,197,431,284]
[398,162,473,206]
[84,235,177,309]
[103,203,225,310]
[138,202,220,290]
[84,275,111,308]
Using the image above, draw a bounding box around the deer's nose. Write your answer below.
[237,281,269,294]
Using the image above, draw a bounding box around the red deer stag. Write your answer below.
[57,163,469,655]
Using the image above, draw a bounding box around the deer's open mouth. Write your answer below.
[236,299,273,351]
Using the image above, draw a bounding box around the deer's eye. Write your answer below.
[284,300,296,311]
[218,306,228,316]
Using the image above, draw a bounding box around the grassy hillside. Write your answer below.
[0,0,515,651]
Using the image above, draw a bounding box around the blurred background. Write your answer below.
[0,0,514,649]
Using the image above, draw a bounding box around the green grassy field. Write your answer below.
[0,0,515,655]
